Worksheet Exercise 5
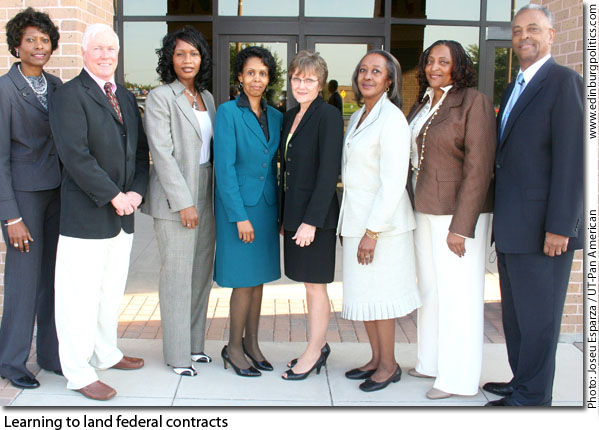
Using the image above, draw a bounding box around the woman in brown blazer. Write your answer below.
[406,40,496,399]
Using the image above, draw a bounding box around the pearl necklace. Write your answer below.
[18,64,47,96]
[184,87,199,110]
[410,98,444,184]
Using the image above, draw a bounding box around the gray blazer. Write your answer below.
[0,63,62,220]
[142,81,216,220]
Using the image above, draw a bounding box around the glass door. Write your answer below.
[215,35,298,108]
[306,36,384,120]
[480,40,520,113]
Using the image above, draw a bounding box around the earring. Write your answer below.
[15,49,19,58]
[386,86,390,93]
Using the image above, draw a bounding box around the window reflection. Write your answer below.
[124,0,212,16]
[391,24,479,115]
[486,0,529,22]
[219,0,298,16]
[392,0,480,21]
[315,43,377,116]
[305,0,384,18]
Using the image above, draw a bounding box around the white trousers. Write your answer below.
[413,212,490,395]
[54,230,133,390]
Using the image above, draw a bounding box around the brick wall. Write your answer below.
[532,0,584,341]
[0,0,114,320]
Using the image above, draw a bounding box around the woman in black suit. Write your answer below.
[0,8,62,389]
[280,51,343,380]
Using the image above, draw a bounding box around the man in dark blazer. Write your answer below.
[484,4,583,406]
[49,23,149,401]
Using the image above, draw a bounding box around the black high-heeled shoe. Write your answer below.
[242,339,273,371]
[221,346,261,377]
[282,349,327,381]
[287,343,330,368]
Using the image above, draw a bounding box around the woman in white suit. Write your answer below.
[338,50,420,392]
[142,27,215,376]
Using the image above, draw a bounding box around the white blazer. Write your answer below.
[337,93,415,237]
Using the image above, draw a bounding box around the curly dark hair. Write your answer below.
[6,7,60,58]
[416,40,476,100]
[232,46,278,91]
[156,26,211,91]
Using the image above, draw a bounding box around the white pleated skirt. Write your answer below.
[341,230,421,321]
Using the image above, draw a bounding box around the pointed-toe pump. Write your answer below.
[221,346,261,377]
[242,339,273,371]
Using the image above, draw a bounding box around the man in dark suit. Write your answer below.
[49,23,149,401]
[327,80,343,114]
[484,4,582,406]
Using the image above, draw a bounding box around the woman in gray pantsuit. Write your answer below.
[142,26,216,376]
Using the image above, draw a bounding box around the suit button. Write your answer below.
[260,176,264,181]
[287,158,290,162]
[495,163,501,169]
[121,133,126,137]
[264,149,268,154]
[262,162,267,168]
[286,172,290,176]
[289,144,292,148]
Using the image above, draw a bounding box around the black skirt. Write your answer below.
[283,228,337,284]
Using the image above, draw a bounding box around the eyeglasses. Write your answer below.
[291,77,319,86]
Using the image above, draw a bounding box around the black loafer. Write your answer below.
[345,368,376,380]
[4,375,40,389]
[482,382,513,396]
[485,396,524,406]
[359,366,402,392]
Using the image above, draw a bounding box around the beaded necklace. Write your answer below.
[18,64,47,95]
[410,98,444,184]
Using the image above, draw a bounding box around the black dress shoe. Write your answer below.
[485,396,524,406]
[242,339,273,371]
[482,382,513,396]
[221,346,261,377]
[3,375,40,389]
[345,368,376,380]
[359,365,402,392]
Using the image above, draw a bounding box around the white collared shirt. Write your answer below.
[518,54,551,93]
[83,65,117,94]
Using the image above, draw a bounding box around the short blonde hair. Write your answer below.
[288,50,328,88]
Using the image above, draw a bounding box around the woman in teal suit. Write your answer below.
[214,46,282,377]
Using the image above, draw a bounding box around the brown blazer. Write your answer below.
[406,87,496,238]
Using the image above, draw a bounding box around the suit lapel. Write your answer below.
[350,93,386,138]
[173,84,203,142]
[8,63,47,114]
[288,96,324,143]
[498,58,554,150]
[45,72,60,107]
[425,90,463,134]
[80,69,124,125]
[241,107,267,147]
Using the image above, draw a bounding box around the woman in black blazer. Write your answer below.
[0,8,62,389]
[279,51,343,380]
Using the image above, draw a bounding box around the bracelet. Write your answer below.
[365,229,379,240]
[5,217,22,226]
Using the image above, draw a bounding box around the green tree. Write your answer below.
[467,44,520,107]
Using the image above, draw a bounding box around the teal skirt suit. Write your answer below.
[213,96,282,287]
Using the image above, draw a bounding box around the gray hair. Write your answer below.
[82,23,119,51]
[513,3,554,27]
[351,49,403,109]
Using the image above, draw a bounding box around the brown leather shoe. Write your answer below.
[111,356,144,370]
[76,381,116,401]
